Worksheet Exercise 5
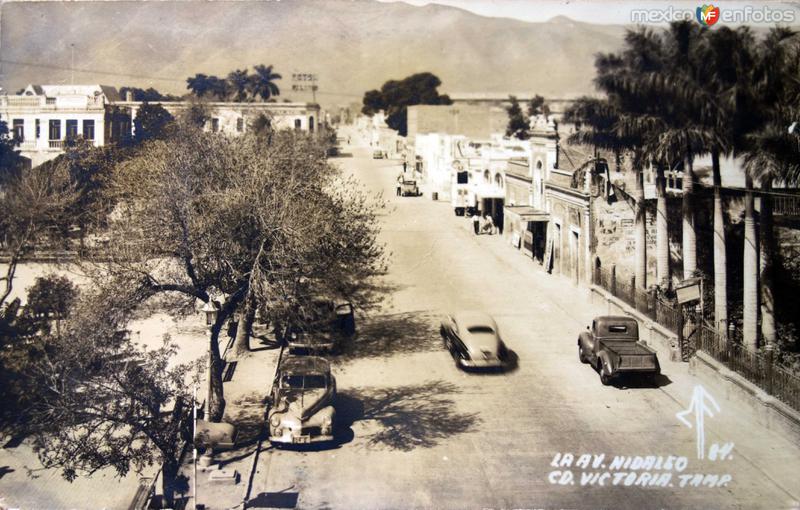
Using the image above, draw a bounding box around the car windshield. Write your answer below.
[282,373,327,389]
[467,325,495,334]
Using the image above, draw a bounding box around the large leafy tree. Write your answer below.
[361,72,452,136]
[0,120,22,185]
[85,124,385,422]
[134,102,175,143]
[505,96,529,140]
[527,94,550,119]
[23,285,194,508]
[186,73,213,98]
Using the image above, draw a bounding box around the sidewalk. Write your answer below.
[179,341,281,510]
[456,214,800,505]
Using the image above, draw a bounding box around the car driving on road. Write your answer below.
[440,311,510,369]
[267,356,336,445]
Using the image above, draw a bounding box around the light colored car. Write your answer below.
[372,150,385,159]
[267,356,336,445]
[439,311,510,369]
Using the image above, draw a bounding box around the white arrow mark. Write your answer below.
[676,385,721,459]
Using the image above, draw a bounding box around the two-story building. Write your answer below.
[0,84,324,168]
[0,84,131,167]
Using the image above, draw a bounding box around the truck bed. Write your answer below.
[600,339,658,371]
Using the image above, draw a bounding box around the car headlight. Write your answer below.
[269,413,282,427]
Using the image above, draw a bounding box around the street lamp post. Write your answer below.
[201,301,219,418]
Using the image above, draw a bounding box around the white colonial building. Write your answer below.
[115,98,322,138]
[0,84,324,168]
[0,84,131,167]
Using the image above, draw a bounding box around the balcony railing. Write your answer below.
[49,140,64,149]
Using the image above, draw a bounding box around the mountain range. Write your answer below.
[0,0,629,108]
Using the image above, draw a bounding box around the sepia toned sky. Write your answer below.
[381,0,800,25]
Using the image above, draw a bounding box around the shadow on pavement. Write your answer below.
[336,380,481,451]
[0,465,14,479]
[248,487,299,508]
[213,391,266,467]
[337,310,441,362]
[610,372,673,389]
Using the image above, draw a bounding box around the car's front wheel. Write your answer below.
[578,344,587,364]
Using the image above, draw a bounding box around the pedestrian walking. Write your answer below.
[403,161,408,172]
[472,213,480,235]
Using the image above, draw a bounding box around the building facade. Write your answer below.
[0,84,131,167]
[118,99,322,137]
[0,85,323,167]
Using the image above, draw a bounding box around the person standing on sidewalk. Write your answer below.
[472,213,481,235]
[483,214,494,235]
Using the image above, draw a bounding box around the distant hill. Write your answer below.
[0,0,627,108]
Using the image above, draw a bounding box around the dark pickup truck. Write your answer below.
[578,316,660,385]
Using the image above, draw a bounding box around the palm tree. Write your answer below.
[564,97,648,290]
[227,68,250,102]
[593,28,670,290]
[741,27,800,349]
[701,26,760,337]
[742,173,759,349]
[248,64,282,101]
[205,75,230,101]
[741,28,800,352]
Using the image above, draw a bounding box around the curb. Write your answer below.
[588,285,681,361]
[586,284,800,441]
[690,350,800,442]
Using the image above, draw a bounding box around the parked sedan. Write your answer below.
[439,311,510,369]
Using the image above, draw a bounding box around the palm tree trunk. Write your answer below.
[711,149,728,338]
[759,180,776,347]
[656,164,670,288]
[682,153,697,279]
[634,167,647,290]
[743,174,759,350]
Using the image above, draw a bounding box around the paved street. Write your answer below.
[248,142,800,510]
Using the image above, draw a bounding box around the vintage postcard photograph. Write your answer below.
[1,0,800,509]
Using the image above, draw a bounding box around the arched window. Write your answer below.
[308,116,315,132]
[483,169,490,182]
[536,160,543,170]
[494,173,504,189]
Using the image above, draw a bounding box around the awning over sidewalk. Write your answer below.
[475,184,506,200]
[504,205,550,222]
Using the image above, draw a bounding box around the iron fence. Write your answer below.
[594,265,681,335]
[593,265,800,413]
[697,324,800,413]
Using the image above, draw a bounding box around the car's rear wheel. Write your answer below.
[599,360,612,386]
